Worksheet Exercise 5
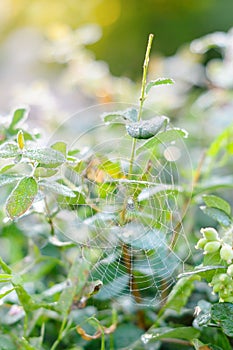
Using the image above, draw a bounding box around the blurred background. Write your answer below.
[0,0,233,132]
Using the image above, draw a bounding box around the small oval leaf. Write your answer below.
[0,143,19,158]
[203,194,231,216]
[9,107,29,132]
[126,116,168,139]
[0,174,22,188]
[211,303,233,337]
[51,141,67,156]
[146,78,174,94]
[102,108,138,123]
[6,177,38,219]
[23,148,66,165]
[136,128,188,155]
[39,180,76,198]
[200,206,232,227]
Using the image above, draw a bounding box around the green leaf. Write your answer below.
[16,337,37,350]
[179,265,225,282]
[0,174,22,188]
[58,253,90,315]
[136,128,188,154]
[23,148,66,166]
[39,180,76,198]
[0,287,15,299]
[99,159,124,179]
[0,257,12,274]
[108,323,144,349]
[14,284,34,312]
[126,116,168,139]
[6,177,38,219]
[102,108,138,123]
[146,78,174,94]
[200,206,232,227]
[0,335,16,350]
[207,123,233,158]
[159,275,201,316]
[33,167,58,178]
[9,107,28,131]
[0,273,12,282]
[203,195,231,216]
[0,142,19,158]
[211,303,233,337]
[142,327,200,343]
[51,141,67,156]
[202,252,226,277]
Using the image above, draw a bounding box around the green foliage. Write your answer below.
[158,275,201,316]
[211,303,233,337]
[6,177,38,219]
[145,78,174,94]
[1,31,233,350]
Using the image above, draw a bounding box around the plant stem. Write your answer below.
[122,243,146,329]
[44,197,55,236]
[128,34,154,176]
[138,33,154,122]
[169,150,206,249]
[51,317,67,350]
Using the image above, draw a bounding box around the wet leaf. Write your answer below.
[126,116,168,139]
[142,326,200,343]
[6,177,38,219]
[136,128,188,154]
[211,303,233,337]
[23,148,65,166]
[0,142,19,158]
[200,206,232,227]
[0,174,22,188]
[39,180,76,198]
[33,167,58,178]
[102,108,138,123]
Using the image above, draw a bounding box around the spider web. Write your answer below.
[48,104,192,307]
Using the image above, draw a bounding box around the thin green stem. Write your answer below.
[128,138,137,176]
[23,314,28,338]
[128,34,154,176]
[51,317,68,350]
[138,33,154,122]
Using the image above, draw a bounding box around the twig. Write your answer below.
[129,34,154,176]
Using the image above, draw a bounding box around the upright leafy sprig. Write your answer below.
[102,33,174,177]
[0,107,76,221]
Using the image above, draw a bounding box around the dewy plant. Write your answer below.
[0,33,233,350]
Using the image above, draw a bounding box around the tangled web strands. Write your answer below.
[49,106,192,307]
